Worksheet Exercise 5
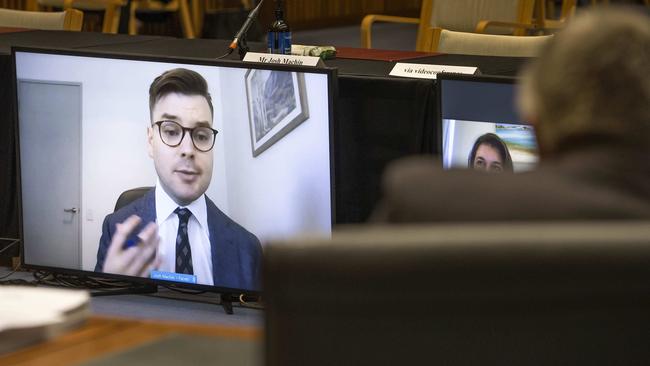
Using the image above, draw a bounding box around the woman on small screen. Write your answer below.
[468,133,513,173]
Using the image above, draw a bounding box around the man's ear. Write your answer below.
[147,126,154,158]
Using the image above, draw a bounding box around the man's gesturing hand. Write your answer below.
[103,215,160,277]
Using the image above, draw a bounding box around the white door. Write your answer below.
[18,80,82,270]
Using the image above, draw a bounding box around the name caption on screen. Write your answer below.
[243,52,321,67]
[390,63,477,79]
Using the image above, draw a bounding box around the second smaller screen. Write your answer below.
[442,119,538,173]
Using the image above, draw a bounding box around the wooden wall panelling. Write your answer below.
[0,0,28,9]
[277,0,421,30]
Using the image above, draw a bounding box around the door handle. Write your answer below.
[63,208,78,213]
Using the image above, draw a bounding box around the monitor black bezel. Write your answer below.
[12,46,338,296]
[435,73,521,157]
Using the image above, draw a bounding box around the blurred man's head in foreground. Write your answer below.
[518,8,650,157]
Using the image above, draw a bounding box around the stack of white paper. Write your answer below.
[0,286,90,354]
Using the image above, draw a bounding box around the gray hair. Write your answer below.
[518,8,650,156]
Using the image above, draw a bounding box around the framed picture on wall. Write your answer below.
[244,70,309,157]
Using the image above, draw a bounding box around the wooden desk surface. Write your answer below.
[0,27,34,34]
[0,316,261,366]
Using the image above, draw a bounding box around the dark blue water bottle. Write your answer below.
[267,0,291,54]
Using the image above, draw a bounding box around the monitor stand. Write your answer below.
[220,293,238,315]
[29,271,242,314]
[91,285,238,315]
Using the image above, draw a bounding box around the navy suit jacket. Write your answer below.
[95,188,262,291]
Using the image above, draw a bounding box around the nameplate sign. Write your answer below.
[243,52,322,67]
[390,63,478,79]
[151,270,197,284]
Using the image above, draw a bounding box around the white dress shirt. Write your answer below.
[155,182,214,286]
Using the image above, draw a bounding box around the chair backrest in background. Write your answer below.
[114,187,152,212]
[0,8,83,31]
[265,221,650,366]
[33,0,124,33]
[361,0,535,51]
[434,29,552,56]
[416,0,535,49]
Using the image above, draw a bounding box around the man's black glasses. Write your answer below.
[153,120,218,152]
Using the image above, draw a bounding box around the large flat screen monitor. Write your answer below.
[437,74,538,173]
[13,47,336,294]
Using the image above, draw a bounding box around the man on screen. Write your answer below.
[373,8,650,222]
[95,68,262,290]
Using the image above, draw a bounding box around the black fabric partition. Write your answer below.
[0,31,527,255]
[0,55,19,247]
[335,75,436,223]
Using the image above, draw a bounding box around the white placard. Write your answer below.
[389,63,478,79]
[243,52,321,67]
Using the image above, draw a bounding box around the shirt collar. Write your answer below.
[155,179,209,231]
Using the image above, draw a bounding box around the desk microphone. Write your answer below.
[229,0,265,51]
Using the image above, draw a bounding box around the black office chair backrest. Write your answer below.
[114,187,152,212]
[264,221,650,366]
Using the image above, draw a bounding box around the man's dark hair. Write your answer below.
[468,133,514,172]
[149,68,214,121]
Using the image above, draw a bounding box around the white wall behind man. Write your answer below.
[217,68,332,243]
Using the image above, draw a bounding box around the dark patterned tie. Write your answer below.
[174,207,193,275]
